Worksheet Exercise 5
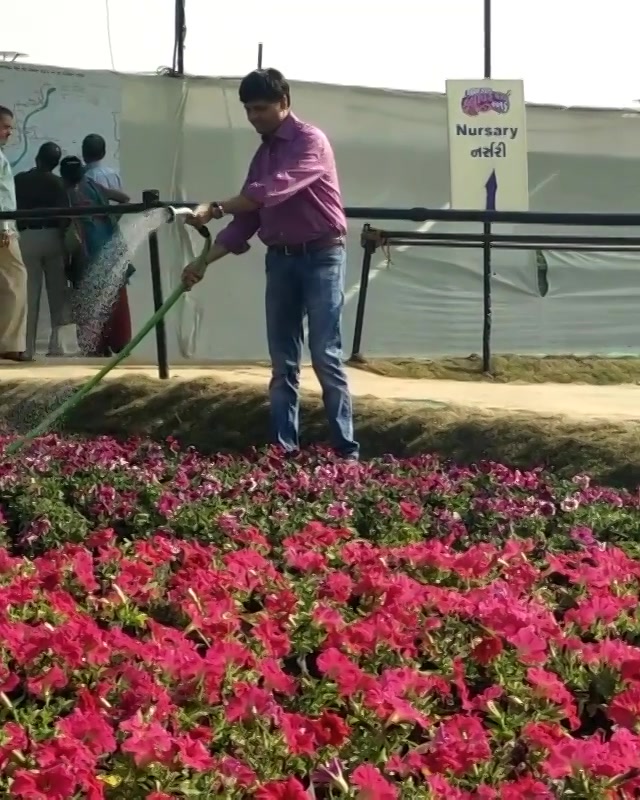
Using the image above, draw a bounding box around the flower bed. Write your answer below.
[1,435,640,799]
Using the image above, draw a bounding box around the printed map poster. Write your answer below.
[445,79,529,211]
[0,62,121,175]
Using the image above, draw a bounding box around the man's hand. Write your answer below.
[185,203,217,228]
[181,242,230,290]
[181,257,208,291]
[0,231,11,248]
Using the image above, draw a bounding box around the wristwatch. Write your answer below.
[210,202,225,220]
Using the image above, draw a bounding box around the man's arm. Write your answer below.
[213,212,260,257]
[205,242,230,265]
[89,174,129,204]
[102,186,130,204]
[53,179,72,231]
[88,167,128,203]
[181,241,231,289]
[0,157,14,233]
[219,127,327,214]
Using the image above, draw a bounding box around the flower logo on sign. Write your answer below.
[461,88,511,117]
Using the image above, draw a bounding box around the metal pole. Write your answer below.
[349,227,376,361]
[481,0,493,373]
[142,189,170,380]
[174,0,186,75]
[484,0,492,79]
[257,43,263,69]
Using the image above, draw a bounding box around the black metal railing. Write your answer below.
[348,221,640,372]
[141,190,169,380]
[2,195,640,378]
[6,201,640,227]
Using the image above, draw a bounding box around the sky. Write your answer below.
[3,0,640,109]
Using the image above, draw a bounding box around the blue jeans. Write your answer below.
[265,244,359,458]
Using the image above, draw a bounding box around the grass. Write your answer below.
[1,375,640,490]
[350,354,640,384]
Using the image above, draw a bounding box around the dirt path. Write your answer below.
[1,362,639,421]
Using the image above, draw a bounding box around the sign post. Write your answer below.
[446,77,529,372]
[445,79,529,212]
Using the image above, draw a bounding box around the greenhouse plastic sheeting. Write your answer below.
[3,62,640,361]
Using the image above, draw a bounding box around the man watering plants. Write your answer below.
[182,68,358,460]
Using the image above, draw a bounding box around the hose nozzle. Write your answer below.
[166,206,194,223]
[166,206,211,240]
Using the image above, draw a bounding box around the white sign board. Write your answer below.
[0,63,121,174]
[0,63,122,356]
[445,79,529,211]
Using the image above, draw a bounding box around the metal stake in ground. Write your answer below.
[5,224,211,456]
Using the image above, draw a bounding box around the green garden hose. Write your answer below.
[5,224,211,456]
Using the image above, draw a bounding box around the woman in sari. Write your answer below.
[59,155,132,356]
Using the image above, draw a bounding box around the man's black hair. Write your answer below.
[60,155,85,186]
[36,141,62,171]
[82,133,106,163]
[0,105,13,118]
[239,68,290,106]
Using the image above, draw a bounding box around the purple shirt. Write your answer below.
[215,113,347,253]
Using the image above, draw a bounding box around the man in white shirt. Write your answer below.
[0,106,28,362]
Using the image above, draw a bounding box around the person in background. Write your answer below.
[0,105,29,362]
[15,141,73,359]
[82,133,124,192]
[181,69,358,460]
[59,155,131,356]
[81,133,133,353]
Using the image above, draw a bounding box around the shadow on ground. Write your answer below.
[1,376,640,489]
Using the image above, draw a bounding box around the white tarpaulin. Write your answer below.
[3,62,640,362]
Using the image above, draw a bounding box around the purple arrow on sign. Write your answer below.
[485,169,498,210]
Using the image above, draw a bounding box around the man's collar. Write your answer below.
[262,113,297,143]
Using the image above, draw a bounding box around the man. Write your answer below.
[15,141,73,358]
[182,68,358,459]
[0,105,28,362]
[82,133,123,191]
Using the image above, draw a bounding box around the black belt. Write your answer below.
[19,223,60,231]
[267,236,344,257]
